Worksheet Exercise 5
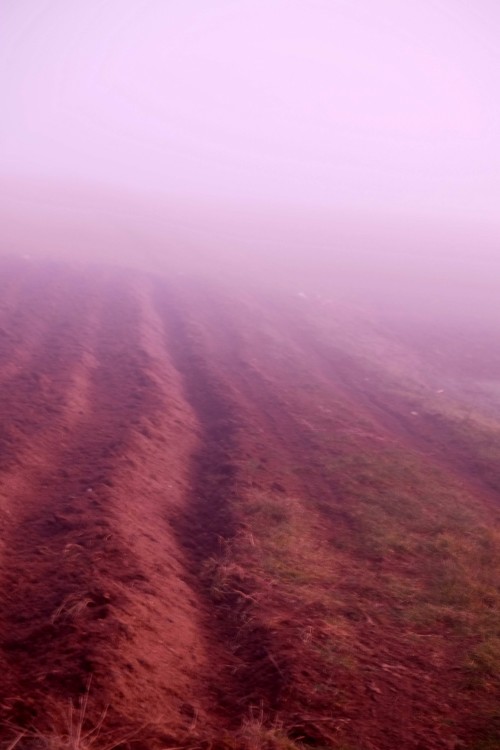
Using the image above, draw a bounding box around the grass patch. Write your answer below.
[311,436,500,682]
[242,493,334,591]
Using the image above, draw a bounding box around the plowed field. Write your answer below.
[1,257,500,750]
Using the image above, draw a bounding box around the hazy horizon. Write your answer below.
[1,1,500,305]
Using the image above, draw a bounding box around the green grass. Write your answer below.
[315,437,500,683]
[235,437,500,686]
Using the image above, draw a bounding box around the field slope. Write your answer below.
[1,257,500,750]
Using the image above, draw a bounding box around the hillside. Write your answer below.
[1,257,500,750]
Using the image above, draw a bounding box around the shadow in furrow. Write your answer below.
[0,280,164,728]
[153,280,286,718]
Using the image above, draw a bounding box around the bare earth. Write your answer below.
[1,257,500,750]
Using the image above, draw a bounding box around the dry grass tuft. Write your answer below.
[2,679,141,750]
[235,706,303,750]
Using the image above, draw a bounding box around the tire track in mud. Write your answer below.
[0,266,97,474]
[0,280,158,727]
[0,271,232,740]
[153,282,481,750]
[94,281,222,735]
[166,282,351,524]
[153,280,287,721]
[0,279,145,726]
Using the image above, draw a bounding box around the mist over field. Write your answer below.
[2,3,500,750]
[2,1,500,311]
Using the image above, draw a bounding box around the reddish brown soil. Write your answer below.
[0,257,499,749]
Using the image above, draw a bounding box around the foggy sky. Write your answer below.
[1,0,500,277]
